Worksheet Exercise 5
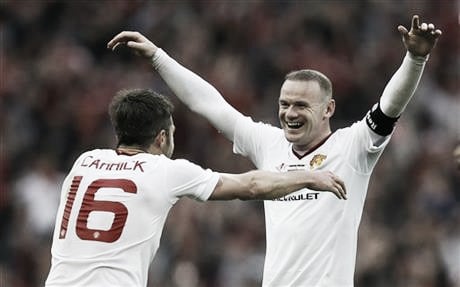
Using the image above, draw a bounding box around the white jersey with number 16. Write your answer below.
[45,149,219,287]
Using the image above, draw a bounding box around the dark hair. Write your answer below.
[109,89,174,148]
[285,69,333,100]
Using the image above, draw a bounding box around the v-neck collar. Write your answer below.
[291,133,333,160]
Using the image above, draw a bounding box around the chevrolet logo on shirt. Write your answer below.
[273,192,320,201]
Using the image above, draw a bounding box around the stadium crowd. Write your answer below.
[1,1,458,286]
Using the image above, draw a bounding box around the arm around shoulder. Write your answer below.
[208,170,347,201]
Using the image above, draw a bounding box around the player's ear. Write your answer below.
[154,130,167,147]
[324,99,335,119]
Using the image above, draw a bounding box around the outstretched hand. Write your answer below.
[398,15,442,57]
[107,31,158,58]
[307,170,347,200]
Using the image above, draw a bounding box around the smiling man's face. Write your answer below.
[278,79,333,153]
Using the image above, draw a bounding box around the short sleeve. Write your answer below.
[164,158,220,204]
[341,118,391,173]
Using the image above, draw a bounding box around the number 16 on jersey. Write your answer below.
[59,176,137,243]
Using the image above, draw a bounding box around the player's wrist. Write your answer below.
[406,51,429,64]
[151,48,164,70]
[302,171,316,188]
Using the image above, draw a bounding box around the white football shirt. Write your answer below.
[233,116,390,287]
[45,149,219,287]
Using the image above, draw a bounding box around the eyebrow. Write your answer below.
[279,99,309,106]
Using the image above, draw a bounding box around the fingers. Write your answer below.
[107,31,157,58]
[419,21,443,40]
[328,173,347,200]
[330,186,343,200]
[110,42,123,51]
[107,31,145,50]
[335,176,347,200]
[411,15,419,30]
[420,22,428,31]
[397,25,408,36]
[332,182,346,200]
[311,170,347,200]
[330,188,340,200]
[420,22,435,32]
[424,23,441,36]
[126,41,144,50]
[408,15,442,38]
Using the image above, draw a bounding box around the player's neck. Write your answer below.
[117,144,163,156]
[293,131,332,157]
[117,145,149,155]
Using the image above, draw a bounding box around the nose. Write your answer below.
[285,106,298,119]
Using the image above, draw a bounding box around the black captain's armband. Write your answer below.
[365,103,399,136]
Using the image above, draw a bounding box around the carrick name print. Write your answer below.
[81,156,146,172]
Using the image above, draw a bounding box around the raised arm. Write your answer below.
[366,15,441,141]
[210,170,347,201]
[107,31,242,141]
[380,15,442,117]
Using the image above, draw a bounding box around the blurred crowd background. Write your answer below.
[1,1,459,287]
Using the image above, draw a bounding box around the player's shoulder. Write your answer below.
[334,119,366,135]
[238,115,281,131]
[326,120,366,147]
[238,115,284,140]
[166,157,205,171]
[74,148,114,161]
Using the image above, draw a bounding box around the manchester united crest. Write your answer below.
[310,154,327,169]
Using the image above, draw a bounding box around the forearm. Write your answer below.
[212,170,345,200]
[243,170,312,200]
[151,49,241,139]
[379,52,428,117]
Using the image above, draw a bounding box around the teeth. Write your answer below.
[287,122,302,128]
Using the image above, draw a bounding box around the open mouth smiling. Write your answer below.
[286,122,304,129]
